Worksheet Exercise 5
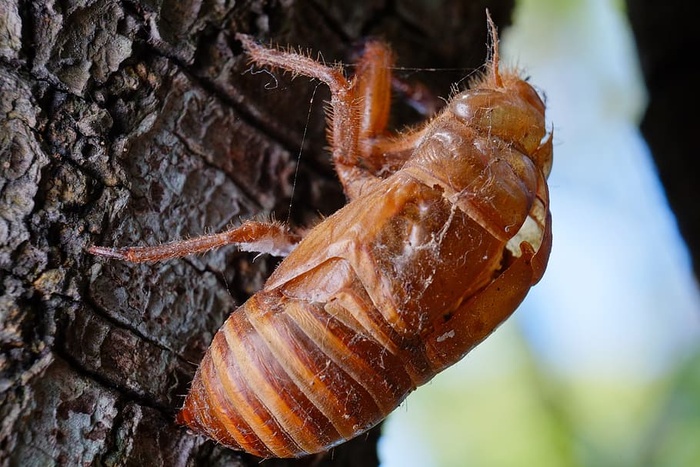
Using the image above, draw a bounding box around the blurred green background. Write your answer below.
[379,0,700,466]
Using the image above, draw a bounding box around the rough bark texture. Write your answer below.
[626,0,700,280]
[0,1,513,465]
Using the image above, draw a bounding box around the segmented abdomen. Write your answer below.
[178,285,418,458]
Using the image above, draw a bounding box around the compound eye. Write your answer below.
[515,81,545,115]
[450,90,493,122]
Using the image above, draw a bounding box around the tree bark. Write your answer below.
[0,1,513,465]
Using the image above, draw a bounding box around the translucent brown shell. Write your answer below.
[178,18,553,458]
[91,12,553,459]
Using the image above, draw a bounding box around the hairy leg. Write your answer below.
[239,34,428,200]
[89,220,301,262]
[91,37,432,263]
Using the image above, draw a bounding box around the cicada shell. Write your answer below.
[91,13,552,459]
[177,21,552,458]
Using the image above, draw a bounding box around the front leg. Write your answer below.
[89,220,301,263]
[238,34,422,201]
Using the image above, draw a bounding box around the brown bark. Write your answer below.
[0,1,513,465]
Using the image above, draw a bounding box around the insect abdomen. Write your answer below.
[178,286,417,457]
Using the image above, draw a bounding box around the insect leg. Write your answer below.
[353,41,393,157]
[238,34,383,200]
[331,40,434,200]
[238,35,431,200]
[354,125,431,177]
[88,220,301,263]
[237,34,349,98]
[327,40,413,198]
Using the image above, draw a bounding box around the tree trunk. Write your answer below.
[626,0,700,280]
[0,1,513,465]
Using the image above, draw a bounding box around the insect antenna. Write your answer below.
[485,9,503,87]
